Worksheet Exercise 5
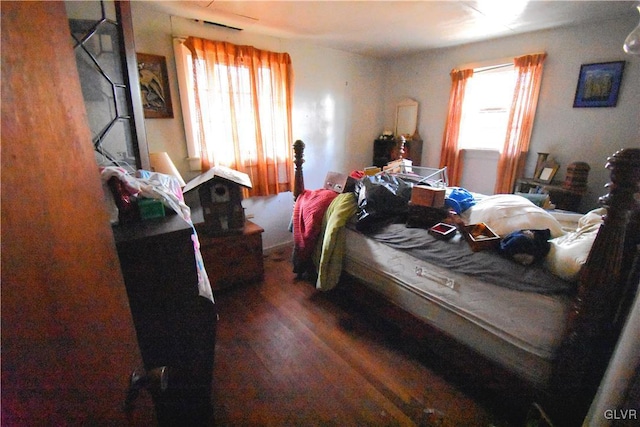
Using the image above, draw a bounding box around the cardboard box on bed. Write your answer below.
[324,171,357,193]
[463,223,500,252]
[411,185,446,207]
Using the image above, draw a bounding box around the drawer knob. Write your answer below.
[124,366,168,413]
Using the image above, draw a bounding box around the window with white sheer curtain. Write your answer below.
[457,64,516,151]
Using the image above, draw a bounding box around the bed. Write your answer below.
[291,141,640,423]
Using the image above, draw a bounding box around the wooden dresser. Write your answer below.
[182,182,265,291]
[197,220,265,291]
[112,193,264,422]
[373,137,423,168]
[113,214,217,425]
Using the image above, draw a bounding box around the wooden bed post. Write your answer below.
[293,139,305,200]
[547,148,640,425]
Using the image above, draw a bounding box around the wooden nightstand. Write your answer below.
[197,220,265,291]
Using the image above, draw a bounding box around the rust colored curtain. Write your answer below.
[184,37,294,196]
[439,68,474,186]
[494,53,547,194]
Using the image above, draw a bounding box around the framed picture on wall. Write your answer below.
[573,61,625,108]
[137,53,174,118]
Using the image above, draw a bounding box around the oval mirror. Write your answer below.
[395,98,418,138]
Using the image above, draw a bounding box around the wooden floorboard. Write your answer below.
[210,247,533,426]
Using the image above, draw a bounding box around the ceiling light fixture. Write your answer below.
[623,3,640,55]
[474,0,528,23]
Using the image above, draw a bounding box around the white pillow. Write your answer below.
[544,208,605,281]
[462,194,565,238]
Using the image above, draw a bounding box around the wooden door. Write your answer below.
[1,1,154,423]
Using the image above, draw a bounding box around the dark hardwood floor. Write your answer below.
[210,247,536,426]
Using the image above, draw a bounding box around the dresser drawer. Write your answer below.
[199,221,264,290]
[202,233,261,259]
[207,253,264,290]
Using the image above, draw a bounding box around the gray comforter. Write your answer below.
[357,222,575,295]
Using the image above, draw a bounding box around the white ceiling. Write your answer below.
[147,0,638,58]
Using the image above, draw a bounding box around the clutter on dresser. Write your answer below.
[102,166,189,225]
[372,136,423,168]
[137,197,165,220]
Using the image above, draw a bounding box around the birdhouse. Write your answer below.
[183,166,252,236]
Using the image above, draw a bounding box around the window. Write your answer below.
[458,64,515,151]
[440,53,546,192]
[199,63,256,164]
[175,37,294,197]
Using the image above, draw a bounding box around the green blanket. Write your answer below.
[312,192,357,290]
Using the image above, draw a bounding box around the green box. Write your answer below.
[138,198,165,220]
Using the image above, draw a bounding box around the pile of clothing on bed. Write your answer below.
[292,171,603,292]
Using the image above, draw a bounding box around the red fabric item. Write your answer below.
[292,189,339,271]
[350,170,365,179]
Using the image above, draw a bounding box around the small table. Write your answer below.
[197,220,265,291]
[185,191,265,291]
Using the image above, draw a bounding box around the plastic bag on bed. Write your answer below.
[354,172,413,232]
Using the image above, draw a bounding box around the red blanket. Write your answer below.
[292,188,339,274]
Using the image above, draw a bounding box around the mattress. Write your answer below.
[342,227,572,387]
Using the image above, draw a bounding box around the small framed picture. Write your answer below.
[136,53,173,118]
[573,61,625,108]
[536,159,559,184]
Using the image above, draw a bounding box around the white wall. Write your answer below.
[130,4,385,250]
[384,15,640,212]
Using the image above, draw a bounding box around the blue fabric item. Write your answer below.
[499,229,551,265]
[445,187,476,214]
